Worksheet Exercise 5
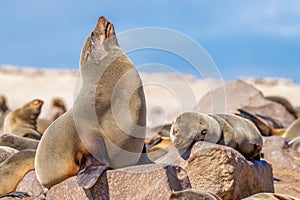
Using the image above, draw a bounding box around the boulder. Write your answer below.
[262,136,300,171]
[262,136,300,199]
[157,141,274,200]
[46,176,87,200]
[194,80,296,126]
[10,164,190,200]
[16,171,43,198]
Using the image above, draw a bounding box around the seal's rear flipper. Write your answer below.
[77,154,110,189]
[0,191,30,198]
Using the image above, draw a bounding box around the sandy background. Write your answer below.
[0,66,299,127]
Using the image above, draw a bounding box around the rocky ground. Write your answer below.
[0,66,299,199]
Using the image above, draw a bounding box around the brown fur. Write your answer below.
[0,149,36,195]
[3,99,43,139]
[36,16,146,189]
[37,97,67,133]
[0,134,39,151]
[171,112,263,160]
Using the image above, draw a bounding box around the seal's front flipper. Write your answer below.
[77,154,110,189]
[0,191,30,198]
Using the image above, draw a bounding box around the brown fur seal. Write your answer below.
[0,149,35,196]
[36,16,146,189]
[3,99,43,140]
[266,96,298,119]
[0,134,39,151]
[0,146,18,163]
[37,97,67,133]
[170,112,263,160]
[0,95,10,128]
[237,108,286,136]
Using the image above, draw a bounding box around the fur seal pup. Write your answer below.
[0,146,18,163]
[36,16,146,189]
[0,134,39,151]
[170,112,263,160]
[3,99,43,140]
[0,149,36,196]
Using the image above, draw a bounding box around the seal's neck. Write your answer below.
[204,115,222,143]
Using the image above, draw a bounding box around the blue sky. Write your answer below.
[0,1,300,82]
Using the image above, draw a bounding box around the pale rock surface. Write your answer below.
[262,136,300,199]
[157,141,274,200]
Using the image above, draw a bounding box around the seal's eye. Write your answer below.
[201,129,207,135]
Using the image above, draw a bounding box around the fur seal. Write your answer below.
[170,112,263,160]
[237,108,286,136]
[0,146,18,163]
[0,149,36,196]
[0,134,39,151]
[0,95,10,128]
[266,96,298,119]
[37,97,67,133]
[3,99,43,140]
[36,16,146,189]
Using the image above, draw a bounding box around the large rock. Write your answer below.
[46,176,87,200]
[262,136,300,199]
[16,171,44,198]
[262,136,300,171]
[157,141,274,200]
[11,164,190,200]
[194,80,296,125]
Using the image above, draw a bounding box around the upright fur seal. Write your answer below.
[36,16,146,189]
[3,99,43,140]
[170,112,263,160]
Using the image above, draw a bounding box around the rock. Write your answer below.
[170,189,221,200]
[242,192,297,200]
[15,171,44,198]
[262,136,300,198]
[46,176,87,200]
[262,136,300,171]
[25,164,190,200]
[85,164,191,200]
[157,141,274,200]
[194,80,296,126]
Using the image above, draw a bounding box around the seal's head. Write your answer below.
[0,95,8,112]
[170,112,222,150]
[21,99,44,121]
[80,16,119,66]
